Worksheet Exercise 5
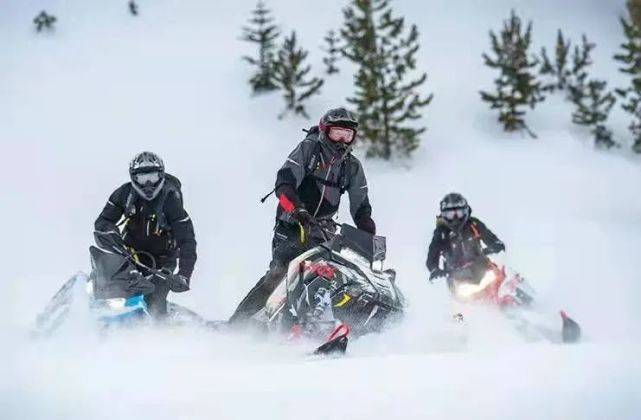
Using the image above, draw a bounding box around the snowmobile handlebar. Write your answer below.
[93,231,189,292]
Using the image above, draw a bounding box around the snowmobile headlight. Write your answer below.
[105,298,126,310]
[455,270,496,299]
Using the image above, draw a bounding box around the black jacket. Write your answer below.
[94,174,197,279]
[426,217,504,273]
[274,127,375,234]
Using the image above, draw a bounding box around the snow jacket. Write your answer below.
[94,174,197,279]
[274,127,376,234]
[426,217,504,273]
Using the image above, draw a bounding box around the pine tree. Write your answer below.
[241,1,280,94]
[539,32,615,147]
[341,0,433,159]
[322,30,342,75]
[569,79,617,149]
[34,11,56,32]
[129,1,139,16]
[628,0,641,28]
[614,16,641,153]
[540,30,571,92]
[541,32,595,95]
[480,10,544,138]
[272,31,324,119]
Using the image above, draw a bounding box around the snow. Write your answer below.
[2,0,641,418]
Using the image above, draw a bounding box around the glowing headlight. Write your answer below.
[455,270,497,299]
[105,298,126,310]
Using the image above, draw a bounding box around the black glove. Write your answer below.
[291,208,315,228]
[429,268,447,282]
[167,273,190,293]
[157,269,190,293]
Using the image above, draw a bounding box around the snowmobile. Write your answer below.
[251,223,406,355]
[34,233,209,336]
[446,257,581,344]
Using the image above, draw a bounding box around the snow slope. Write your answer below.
[2,0,641,418]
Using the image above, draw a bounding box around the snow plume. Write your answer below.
[1,0,640,418]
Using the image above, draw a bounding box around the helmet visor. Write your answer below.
[133,171,162,185]
[327,126,355,144]
[442,208,468,221]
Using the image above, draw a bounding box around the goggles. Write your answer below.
[133,171,162,185]
[327,126,356,144]
[442,207,468,221]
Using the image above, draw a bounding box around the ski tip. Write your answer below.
[314,335,348,356]
[313,323,350,357]
[560,310,581,344]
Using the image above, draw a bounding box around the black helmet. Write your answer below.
[129,151,165,201]
[439,193,470,229]
[319,107,359,149]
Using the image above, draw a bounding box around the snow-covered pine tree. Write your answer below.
[480,10,544,138]
[34,11,56,32]
[129,1,139,16]
[540,30,572,93]
[241,1,280,94]
[540,32,615,147]
[322,30,342,75]
[628,0,641,28]
[569,79,617,148]
[614,15,641,153]
[341,0,433,159]
[272,31,324,119]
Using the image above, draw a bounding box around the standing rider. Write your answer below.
[426,193,505,283]
[94,151,197,317]
[229,107,376,324]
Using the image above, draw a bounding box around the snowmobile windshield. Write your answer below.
[333,224,386,264]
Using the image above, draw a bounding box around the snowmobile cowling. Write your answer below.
[254,224,405,338]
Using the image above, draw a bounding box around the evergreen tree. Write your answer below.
[34,11,56,32]
[540,30,571,92]
[539,32,615,147]
[480,11,544,138]
[614,16,641,153]
[272,31,324,119]
[341,0,433,159]
[241,1,280,94]
[322,30,342,75]
[628,0,641,28]
[569,79,617,149]
[129,1,139,16]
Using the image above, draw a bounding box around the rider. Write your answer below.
[426,193,505,282]
[229,107,376,324]
[94,151,197,317]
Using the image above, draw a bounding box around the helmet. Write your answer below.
[129,151,165,201]
[439,193,470,229]
[319,107,359,149]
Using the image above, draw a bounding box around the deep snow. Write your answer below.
[2,0,641,419]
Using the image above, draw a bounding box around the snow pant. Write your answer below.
[229,221,325,325]
[142,256,177,318]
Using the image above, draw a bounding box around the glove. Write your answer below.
[429,269,447,282]
[167,273,190,293]
[291,208,316,243]
[291,208,315,227]
[156,269,190,293]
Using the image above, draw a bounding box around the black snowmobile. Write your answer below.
[34,232,208,336]
[252,224,405,354]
